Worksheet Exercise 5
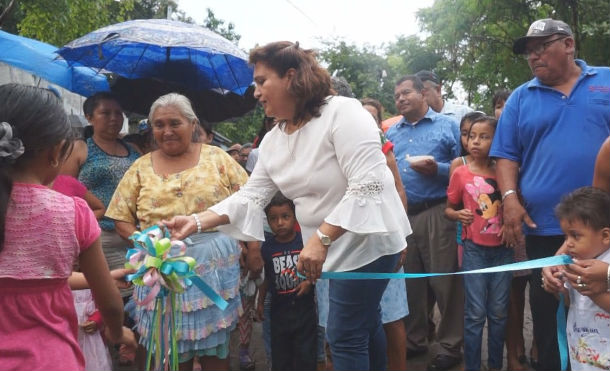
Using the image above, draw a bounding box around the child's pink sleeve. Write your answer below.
[74,197,101,252]
[446,169,462,205]
[53,175,87,199]
[87,310,103,330]
[70,177,88,199]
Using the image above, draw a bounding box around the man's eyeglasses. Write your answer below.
[522,37,567,59]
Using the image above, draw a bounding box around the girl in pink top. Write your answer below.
[52,175,106,220]
[445,115,513,371]
[0,84,130,371]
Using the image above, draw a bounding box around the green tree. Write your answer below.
[15,0,136,46]
[129,0,185,21]
[0,0,20,33]
[202,8,240,45]
[0,0,193,47]
[416,0,610,111]
[215,106,264,145]
[318,37,441,116]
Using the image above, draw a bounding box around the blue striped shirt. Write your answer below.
[386,108,460,204]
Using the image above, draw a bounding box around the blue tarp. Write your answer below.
[0,30,109,97]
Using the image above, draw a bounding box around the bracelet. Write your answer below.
[607,264,610,293]
[191,213,202,234]
[502,189,517,202]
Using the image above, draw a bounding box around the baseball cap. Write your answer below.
[226,143,241,154]
[513,19,573,54]
[415,70,440,85]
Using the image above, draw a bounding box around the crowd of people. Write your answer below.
[0,17,609,371]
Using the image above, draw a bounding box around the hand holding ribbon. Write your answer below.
[125,225,228,310]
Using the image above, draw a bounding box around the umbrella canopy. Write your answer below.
[58,19,253,96]
[109,76,257,123]
[0,30,109,97]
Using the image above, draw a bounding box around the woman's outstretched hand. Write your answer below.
[160,215,197,240]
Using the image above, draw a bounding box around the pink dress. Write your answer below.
[73,289,112,371]
[0,183,100,371]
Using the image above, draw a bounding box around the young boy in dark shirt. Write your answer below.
[256,192,317,371]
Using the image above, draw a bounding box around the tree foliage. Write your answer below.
[0,0,188,46]
[416,0,610,111]
[15,0,134,46]
[202,8,240,45]
[215,106,264,145]
[319,0,610,115]
[319,37,441,116]
[2,0,608,141]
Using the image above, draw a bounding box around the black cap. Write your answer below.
[415,70,439,85]
[513,19,573,54]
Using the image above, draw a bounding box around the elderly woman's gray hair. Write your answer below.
[148,93,199,124]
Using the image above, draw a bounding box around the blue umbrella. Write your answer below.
[58,19,253,96]
[0,30,109,97]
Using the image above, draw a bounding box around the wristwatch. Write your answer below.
[316,229,332,247]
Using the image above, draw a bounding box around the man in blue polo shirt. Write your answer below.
[490,18,610,371]
[386,75,463,371]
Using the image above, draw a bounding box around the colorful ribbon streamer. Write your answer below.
[125,225,228,370]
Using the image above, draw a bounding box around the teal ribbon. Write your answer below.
[557,293,568,371]
[303,254,573,280]
[302,253,573,370]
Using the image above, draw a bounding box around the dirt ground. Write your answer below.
[229,282,537,371]
[119,282,537,371]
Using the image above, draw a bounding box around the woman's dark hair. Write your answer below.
[460,111,486,130]
[0,83,72,251]
[264,192,296,215]
[492,89,511,109]
[83,125,94,139]
[360,98,384,124]
[555,186,610,231]
[83,91,121,117]
[468,115,498,141]
[254,116,276,148]
[249,41,332,124]
[82,92,122,138]
[458,111,485,156]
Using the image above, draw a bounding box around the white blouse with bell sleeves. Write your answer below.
[209,96,412,272]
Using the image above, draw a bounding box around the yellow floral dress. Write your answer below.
[106,144,248,360]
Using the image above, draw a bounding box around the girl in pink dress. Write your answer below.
[0,84,131,371]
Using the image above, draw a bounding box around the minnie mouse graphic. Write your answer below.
[465,176,502,234]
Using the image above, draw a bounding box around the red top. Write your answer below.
[382,140,394,155]
[447,165,503,247]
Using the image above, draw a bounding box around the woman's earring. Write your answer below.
[50,159,59,168]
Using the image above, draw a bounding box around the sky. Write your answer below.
[177,0,434,51]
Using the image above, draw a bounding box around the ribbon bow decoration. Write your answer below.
[126,225,228,310]
[125,225,229,370]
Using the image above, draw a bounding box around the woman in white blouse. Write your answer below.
[163,41,412,371]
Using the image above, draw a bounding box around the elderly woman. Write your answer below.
[105,93,248,370]
[63,92,140,272]
[163,41,412,371]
